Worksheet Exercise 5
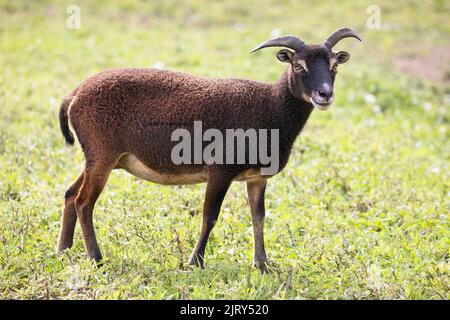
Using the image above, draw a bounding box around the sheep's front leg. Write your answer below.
[247,179,269,273]
[188,171,232,268]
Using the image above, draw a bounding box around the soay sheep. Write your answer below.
[58,27,361,272]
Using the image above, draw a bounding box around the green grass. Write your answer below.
[0,0,449,299]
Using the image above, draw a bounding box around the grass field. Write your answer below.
[0,0,449,299]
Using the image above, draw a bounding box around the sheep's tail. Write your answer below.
[59,94,75,145]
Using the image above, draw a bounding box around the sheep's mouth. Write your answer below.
[310,98,333,111]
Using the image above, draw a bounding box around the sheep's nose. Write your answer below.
[318,89,334,101]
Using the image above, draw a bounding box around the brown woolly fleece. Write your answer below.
[60,67,314,180]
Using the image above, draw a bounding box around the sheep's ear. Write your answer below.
[335,51,350,64]
[276,49,294,63]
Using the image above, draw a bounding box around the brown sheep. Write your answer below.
[57,28,361,273]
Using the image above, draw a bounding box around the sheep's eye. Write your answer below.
[293,63,305,72]
[331,63,338,72]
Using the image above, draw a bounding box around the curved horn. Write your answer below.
[323,27,362,49]
[250,35,305,53]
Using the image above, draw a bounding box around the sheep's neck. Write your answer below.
[274,68,314,167]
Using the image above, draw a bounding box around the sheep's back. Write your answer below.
[73,68,277,130]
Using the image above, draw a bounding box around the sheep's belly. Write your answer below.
[118,154,267,185]
[118,154,207,185]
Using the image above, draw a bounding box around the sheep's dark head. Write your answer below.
[251,28,362,110]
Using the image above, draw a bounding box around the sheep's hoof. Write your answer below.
[56,241,73,255]
[88,251,104,268]
[188,253,204,268]
[254,260,270,274]
[94,260,104,268]
[55,246,70,256]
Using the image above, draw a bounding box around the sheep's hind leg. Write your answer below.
[247,179,269,273]
[188,171,233,268]
[56,172,84,254]
[74,158,116,265]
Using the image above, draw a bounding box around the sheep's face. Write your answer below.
[277,45,350,111]
[250,28,361,109]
